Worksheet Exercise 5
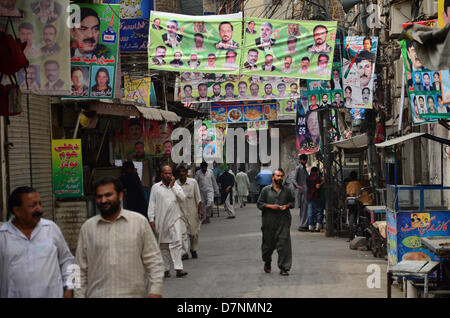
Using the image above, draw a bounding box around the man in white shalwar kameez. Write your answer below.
[148,166,188,278]
[176,164,204,259]
[235,167,250,208]
[195,162,219,223]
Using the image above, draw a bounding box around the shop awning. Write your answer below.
[375,132,450,148]
[89,101,180,123]
[330,133,368,150]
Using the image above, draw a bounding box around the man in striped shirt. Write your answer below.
[75,177,164,298]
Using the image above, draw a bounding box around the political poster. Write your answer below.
[148,11,243,75]
[295,99,320,154]
[2,0,71,96]
[400,20,447,122]
[102,0,154,52]
[124,76,151,106]
[247,121,268,131]
[279,99,297,114]
[241,18,337,80]
[194,120,219,162]
[69,3,120,99]
[178,72,300,103]
[441,69,450,105]
[343,36,378,109]
[438,0,450,28]
[210,100,278,124]
[52,139,83,198]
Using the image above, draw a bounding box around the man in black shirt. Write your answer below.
[119,161,148,219]
[217,165,235,219]
[257,168,295,276]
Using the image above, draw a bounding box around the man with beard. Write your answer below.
[244,49,258,70]
[162,19,183,48]
[197,83,210,102]
[211,83,223,101]
[75,177,164,297]
[176,164,204,259]
[309,94,319,111]
[262,54,276,72]
[70,7,110,58]
[255,22,276,51]
[222,49,238,70]
[285,36,298,55]
[1,187,75,297]
[148,166,189,278]
[224,82,237,100]
[249,82,260,99]
[257,168,295,276]
[320,93,331,108]
[263,83,276,98]
[40,24,61,56]
[217,165,236,219]
[307,25,331,54]
[152,46,167,65]
[215,21,239,50]
[44,60,64,90]
[330,69,342,90]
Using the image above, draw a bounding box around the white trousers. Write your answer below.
[224,192,235,216]
[160,219,184,271]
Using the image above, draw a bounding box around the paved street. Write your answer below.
[162,203,402,298]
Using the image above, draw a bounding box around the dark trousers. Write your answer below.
[348,203,358,240]
[261,210,292,271]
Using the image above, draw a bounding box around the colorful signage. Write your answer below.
[52,139,83,198]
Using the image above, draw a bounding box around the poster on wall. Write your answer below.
[295,96,321,154]
[148,11,243,75]
[102,0,153,52]
[194,120,218,162]
[52,139,83,198]
[400,20,448,122]
[69,3,120,99]
[441,69,450,105]
[241,18,337,80]
[342,36,378,109]
[210,100,278,124]
[2,0,71,96]
[124,76,152,106]
[177,72,300,103]
[247,120,268,131]
[438,0,450,28]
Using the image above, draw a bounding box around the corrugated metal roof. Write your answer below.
[375,132,426,148]
[330,133,368,149]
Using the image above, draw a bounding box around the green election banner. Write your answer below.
[52,139,83,198]
[149,11,243,75]
[241,18,337,80]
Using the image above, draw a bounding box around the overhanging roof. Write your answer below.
[330,133,368,150]
[375,132,450,148]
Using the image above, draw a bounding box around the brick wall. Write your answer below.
[155,0,182,13]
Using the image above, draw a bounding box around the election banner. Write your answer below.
[438,0,450,28]
[441,69,450,105]
[102,0,154,52]
[247,120,268,131]
[194,120,219,162]
[178,72,300,103]
[210,100,278,124]
[400,20,448,122]
[295,98,320,154]
[279,99,297,114]
[3,0,71,96]
[149,11,243,75]
[69,3,120,99]
[52,139,83,198]
[343,36,378,109]
[241,18,337,80]
[124,76,151,106]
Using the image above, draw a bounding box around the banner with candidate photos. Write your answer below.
[124,76,152,106]
[1,0,71,96]
[343,36,378,109]
[247,120,268,131]
[441,69,450,105]
[177,72,300,103]
[194,120,219,162]
[295,98,321,155]
[68,4,120,99]
[211,100,278,124]
[148,11,242,75]
[400,20,448,122]
[241,18,337,80]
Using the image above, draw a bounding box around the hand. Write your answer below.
[148,293,162,298]
[63,289,74,298]
[280,205,289,211]
[150,221,155,230]
[225,186,231,193]
[296,185,303,190]
[199,209,205,220]
[169,176,175,188]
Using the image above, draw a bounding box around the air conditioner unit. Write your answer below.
[419,0,438,17]
[389,1,412,37]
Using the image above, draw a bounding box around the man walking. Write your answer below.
[257,169,295,276]
[306,167,325,232]
[293,154,309,232]
[255,165,273,194]
[195,162,219,223]
[176,164,204,259]
[235,167,250,208]
[75,177,164,298]
[148,166,188,278]
[217,165,236,219]
[119,161,148,219]
[1,187,75,298]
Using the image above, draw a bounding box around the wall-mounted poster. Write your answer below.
[295,99,320,154]
[102,0,154,52]
[211,100,278,124]
[69,4,120,99]
[52,139,83,198]
[2,0,71,96]
[124,76,151,106]
[247,120,268,131]
[438,0,450,28]
[177,72,300,103]
[343,36,378,109]
[148,11,243,74]
[441,69,450,106]
[241,18,337,80]
[400,20,448,122]
[194,120,219,162]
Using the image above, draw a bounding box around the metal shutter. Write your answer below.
[7,95,54,220]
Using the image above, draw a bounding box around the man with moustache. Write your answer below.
[257,168,295,276]
[211,83,223,101]
[307,25,331,54]
[44,60,64,90]
[19,65,40,90]
[255,22,276,51]
[75,177,164,297]
[249,82,260,99]
[162,19,183,48]
[1,187,75,298]
[238,81,249,99]
[244,49,258,70]
[0,0,23,17]
[215,21,239,50]
[70,7,110,59]
[263,83,276,98]
[40,24,61,56]
[355,51,374,88]
[18,22,39,59]
[148,166,188,278]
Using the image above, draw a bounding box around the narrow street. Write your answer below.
[163,203,402,298]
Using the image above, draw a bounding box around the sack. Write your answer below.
[0,75,22,116]
[0,18,29,75]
